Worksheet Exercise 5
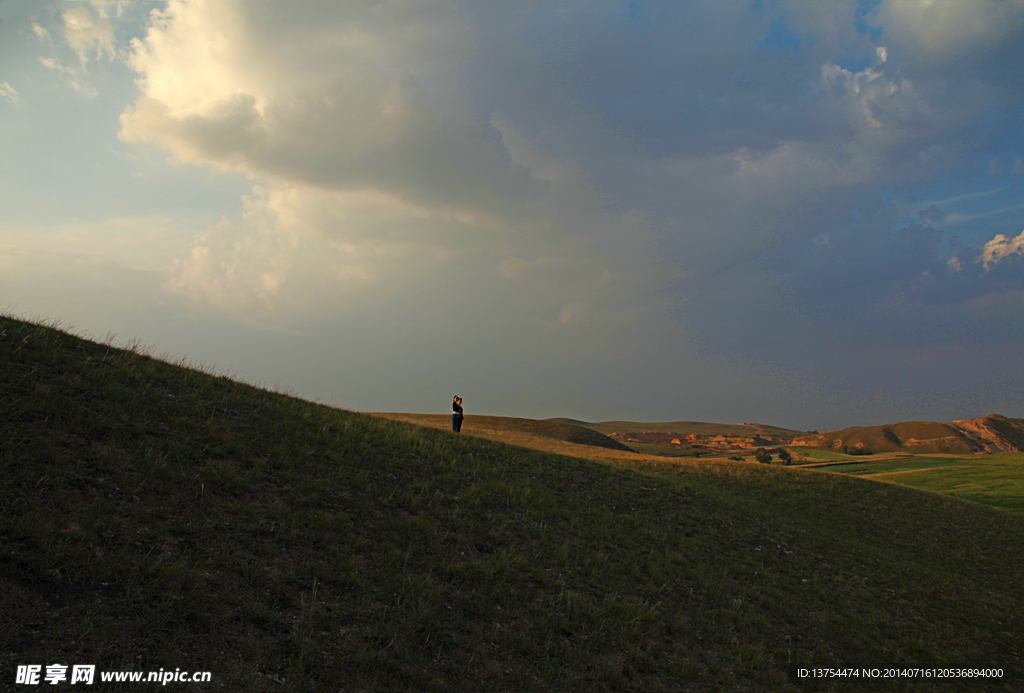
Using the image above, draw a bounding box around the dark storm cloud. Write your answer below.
[107,0,1024,427]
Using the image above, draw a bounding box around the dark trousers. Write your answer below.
[452,414,463,432]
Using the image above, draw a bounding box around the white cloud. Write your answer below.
[38,56,98,97]
[161,181,490,318]
[0,82,19,105]
[819,50,933,136]
[34,3,120,98]
[31,22,51,43]
[62,5,117,66]
[116,0,639,331]
[120,0,536,216]
[875,0,1024,58]
[981,230,1024,270]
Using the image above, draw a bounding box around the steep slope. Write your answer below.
[951,414,1024,453]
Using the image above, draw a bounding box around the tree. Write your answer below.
[755,447,772,464]
[778,449,793,465]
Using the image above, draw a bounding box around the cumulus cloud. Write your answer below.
[120,0,538,217]
[162,182,474,315]
[981,230,1024,269]
[818,47,929,135]
[109,0,1024,372]
[875,0,1024,58]
[119,0,649,334]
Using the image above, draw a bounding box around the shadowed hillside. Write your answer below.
[2,314,1023,692]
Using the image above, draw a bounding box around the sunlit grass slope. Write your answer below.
[819,422,973,454]
[821,454,1024,514]
[370,413,633,453]
[2,315,1023,692]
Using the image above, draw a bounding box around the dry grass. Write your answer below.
[367,412,711,466]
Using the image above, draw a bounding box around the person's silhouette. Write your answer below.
[452,396,464,433]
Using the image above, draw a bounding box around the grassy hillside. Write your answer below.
[2,315,1023,692]
[370,413,633,452]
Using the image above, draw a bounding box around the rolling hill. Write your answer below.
[547,418,804,438]
[3,313,1023,691]
[801,415,1024,455]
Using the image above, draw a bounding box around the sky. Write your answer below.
[2,0,1024,431]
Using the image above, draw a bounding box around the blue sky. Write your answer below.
[2,0,1023,431]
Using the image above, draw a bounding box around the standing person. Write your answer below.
[452,395,464,433]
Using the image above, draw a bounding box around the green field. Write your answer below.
[794,448,860,462]
[3,314,1023,692]
[820,454,1024,514]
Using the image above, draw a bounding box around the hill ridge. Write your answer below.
[547,418,804,438]
[548,414,1024,456]
[800,415,1024,454]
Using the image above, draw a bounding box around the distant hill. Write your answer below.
[546,417,594,428]
[802,415,1024,455]
[551,415,1024,457]
[547,418,804,438]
